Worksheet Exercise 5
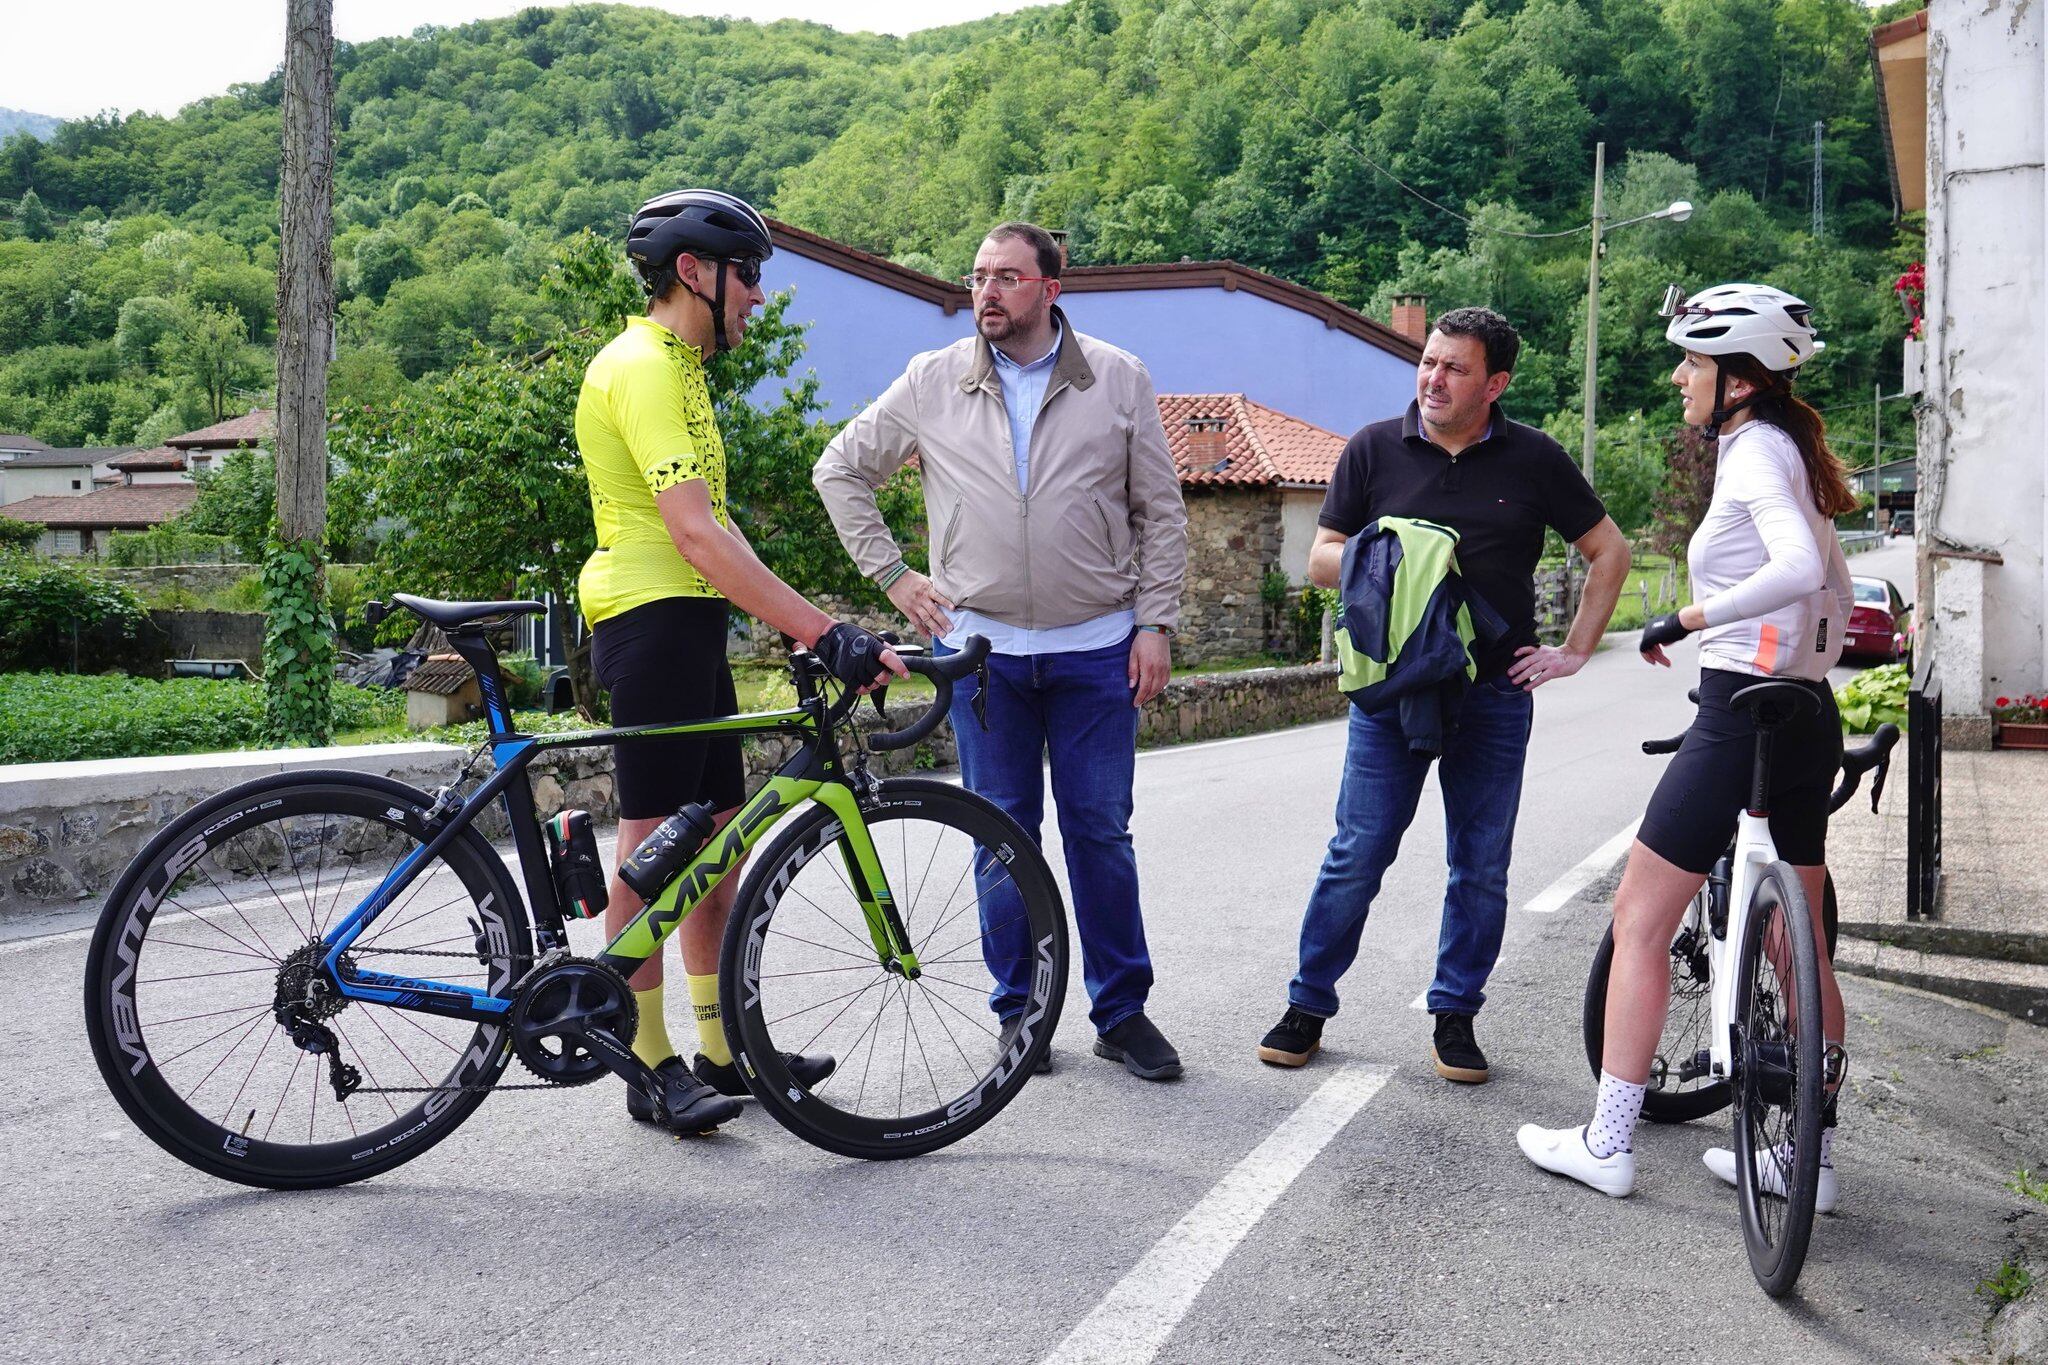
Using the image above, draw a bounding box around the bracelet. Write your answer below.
[1138,623,1176,638]
[875,561,910,591]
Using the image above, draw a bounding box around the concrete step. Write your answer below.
[1838,919,2048,966]
[1835,937,2048,1027]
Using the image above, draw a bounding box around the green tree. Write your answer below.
[164,302,259,422]
[15,188,52,241]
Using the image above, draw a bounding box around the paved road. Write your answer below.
[6,630,2041,1364]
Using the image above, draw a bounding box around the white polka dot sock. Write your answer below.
[1586,1071,1647,1159]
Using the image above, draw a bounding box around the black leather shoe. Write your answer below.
[626,1057,743,1133]
[693,1051,836,1097]
[1431,1012,1490,1084]
[1094,1013,1183,1081]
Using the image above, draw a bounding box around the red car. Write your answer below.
[1845,575,1914,669]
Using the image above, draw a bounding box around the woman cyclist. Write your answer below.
[576,188,903,1136]
[1518,283,1856,1201]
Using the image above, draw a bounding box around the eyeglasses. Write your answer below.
[714,257,764,288]
[960,270,1055,293]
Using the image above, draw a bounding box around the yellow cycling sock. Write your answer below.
[687,972,731,1066]
[631,985,675,1068]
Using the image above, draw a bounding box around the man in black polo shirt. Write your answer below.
[1257,307,1630,1083]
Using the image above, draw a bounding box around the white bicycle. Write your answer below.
[1580,680,1899,1296]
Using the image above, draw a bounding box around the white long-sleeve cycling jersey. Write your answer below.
[1688,421,1854,682]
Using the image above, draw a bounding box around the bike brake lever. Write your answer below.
[972,661,990,733]
[1870,755,1889,814]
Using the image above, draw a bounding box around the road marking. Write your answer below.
[1135,718,1345,762]
[1041,1064,1392,1365]
[1406,816,1640,1009]
[1522,817,1640,915]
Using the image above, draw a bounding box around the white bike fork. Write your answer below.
[1708,811,1779,1080]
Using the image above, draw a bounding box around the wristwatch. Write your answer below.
[1138,623,1177,638]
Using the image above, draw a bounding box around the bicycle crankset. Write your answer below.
[507,954,640,1086]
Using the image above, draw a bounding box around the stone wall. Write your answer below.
[102,564,257,599]
[1179,487,1283,663]
[151,610,266,665]
[0,665,1342,912]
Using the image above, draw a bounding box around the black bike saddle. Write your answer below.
[1729,679,1824,728]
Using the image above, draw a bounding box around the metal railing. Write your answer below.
[1907,656,1943,920]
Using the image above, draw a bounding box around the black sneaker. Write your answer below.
[1431,1012,1489,1084]
[693,1051,836,1097]
[1000,1012,1053,1075]
[625,1057,743,1133]
[1093,1013,1183,1081]
[1257,1006,1326,1068]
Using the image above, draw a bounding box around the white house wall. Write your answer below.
[0,467,94,504]
[1922,0,2047,718]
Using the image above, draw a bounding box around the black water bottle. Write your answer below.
[618,800,718,901]
[543,809,608,919]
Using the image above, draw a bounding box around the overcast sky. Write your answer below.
[4,2,1053,121]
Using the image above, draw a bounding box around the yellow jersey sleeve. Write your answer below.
[608,347,717,496]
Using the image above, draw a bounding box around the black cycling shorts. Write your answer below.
[591,596,746,821]
[1636,668,1843,875]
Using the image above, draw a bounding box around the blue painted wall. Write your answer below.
[753,253,1417,438]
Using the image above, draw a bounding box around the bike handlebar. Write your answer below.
[863,634,990,751]
[1640,719,1901,814]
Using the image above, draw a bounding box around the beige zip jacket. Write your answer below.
[813,309,1188,632]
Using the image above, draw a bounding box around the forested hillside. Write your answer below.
[0,0,1924,518]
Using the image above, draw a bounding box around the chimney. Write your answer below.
[1047,227,1070,270]
[1391,293,1428,346]
[1184,414,1231,470]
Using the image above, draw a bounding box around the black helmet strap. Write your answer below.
[672,254,732,353]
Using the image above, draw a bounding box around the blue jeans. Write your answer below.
[1289,677,1533,1018]
[937,634,1151,1034]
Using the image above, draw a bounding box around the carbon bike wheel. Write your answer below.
[83,771,531,1189]
[1732,861,1826,1298]
[1581,888,1730,1122]
[721,778,1068,1160]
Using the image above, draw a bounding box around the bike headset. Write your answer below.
[1659,282,1824,439]
[627,188,774,354]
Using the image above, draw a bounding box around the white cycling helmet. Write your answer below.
[1661,282,1824,372]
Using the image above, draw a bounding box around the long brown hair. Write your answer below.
[1714,352,1858,518]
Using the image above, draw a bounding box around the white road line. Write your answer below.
[1522,817,1640,915]
[1041,1064,1393,1365]
[1134,718,1344,762]
[1405,816,1641,1009]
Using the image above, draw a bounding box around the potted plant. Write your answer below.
[1991,692,2048,750]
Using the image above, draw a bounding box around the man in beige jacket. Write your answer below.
[813,221,1190,1080]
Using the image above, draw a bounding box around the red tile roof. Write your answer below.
[107,446,189,472]
[166,409,274,449]
[2,483,199,528]
[1156,394,1347,488]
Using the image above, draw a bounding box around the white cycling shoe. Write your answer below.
[1517,1123,1635,1198]
[1701,1145,1838,1214]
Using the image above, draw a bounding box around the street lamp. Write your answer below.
[1580,137,1693,485]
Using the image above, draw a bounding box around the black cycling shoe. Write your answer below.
[1257,1006,1326,1068]
[1431,1012,1490,1084]
[1000,1013,1053,1075]
[626,1057,743,1133]
[693,1050,836,1097]
[1093,1013,1183,1081]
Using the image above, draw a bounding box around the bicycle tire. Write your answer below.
[720,778,1068,1160]
[1732,861,1826,1297]
[83,771,531,1190]
[1581,889,1730,1123]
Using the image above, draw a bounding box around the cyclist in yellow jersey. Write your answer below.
[578,189,904,1136]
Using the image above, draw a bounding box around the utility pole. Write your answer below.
[1812,121,1825,238]
[1580,141,1606,485]
[1873,382,1883,533]
[266,0,337,744]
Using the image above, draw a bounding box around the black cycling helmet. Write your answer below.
[626,188,773,352]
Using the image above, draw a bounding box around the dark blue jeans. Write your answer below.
[1289,677,1533,1019]
[937,634,1152,1034]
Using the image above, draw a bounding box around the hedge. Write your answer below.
[0,673,406,765]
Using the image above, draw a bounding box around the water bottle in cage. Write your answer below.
[618,800,718,902]
[543,809,609,919]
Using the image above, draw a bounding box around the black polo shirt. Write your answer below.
[1318,401,1606,679]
